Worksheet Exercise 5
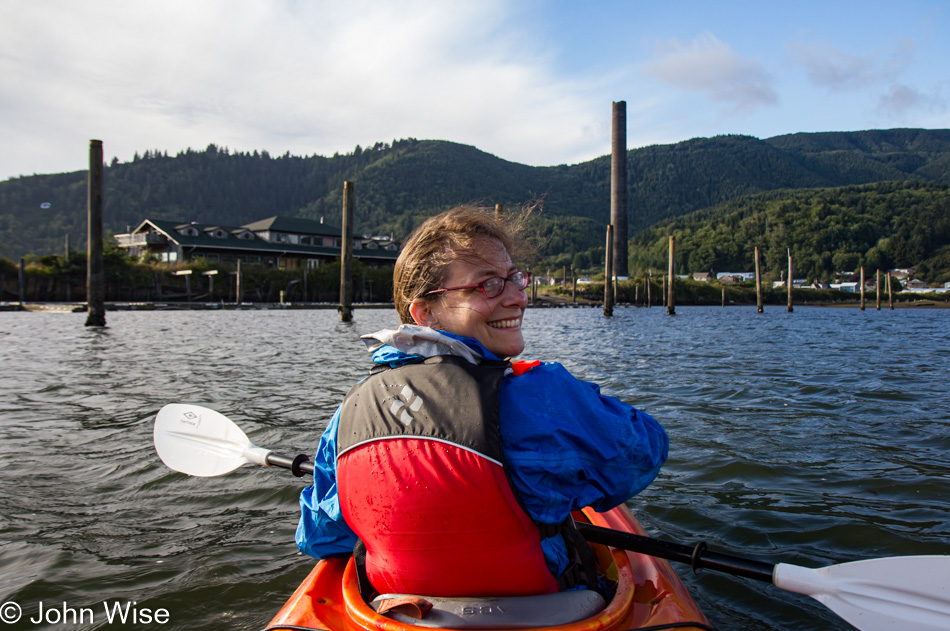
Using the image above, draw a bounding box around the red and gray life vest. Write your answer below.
[335,355,560,597]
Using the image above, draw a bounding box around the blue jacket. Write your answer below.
[296,326,669,578]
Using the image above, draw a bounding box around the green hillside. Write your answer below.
[630,181,950,283]
[1,129,949,275]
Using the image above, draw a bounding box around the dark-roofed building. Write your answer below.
[114,216,398,269]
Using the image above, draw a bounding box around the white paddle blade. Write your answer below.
[153,404,270,477]
[774,556,950,631]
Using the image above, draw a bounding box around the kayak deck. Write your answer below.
[267,505,710,631]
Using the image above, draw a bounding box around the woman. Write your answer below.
[296,206,668,598]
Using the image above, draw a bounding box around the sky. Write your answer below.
[1,0,949,181]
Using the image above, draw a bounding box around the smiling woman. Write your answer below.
[295,204,670,599]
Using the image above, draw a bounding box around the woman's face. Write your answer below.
[410,237,527,358]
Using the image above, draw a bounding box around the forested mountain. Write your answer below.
[1,129,949,269]
[629,181,950,283]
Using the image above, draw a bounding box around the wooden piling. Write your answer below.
[646,273,652,308]
[235,260,243,304]
[860,267,866,311]
[339,181,354,322]
[64,234,71,302]
[611,101,628,278]
[754,246,763,313]
[722,287,726,308]
[667,235,675,315]
[18,258,25,305]
[876,269,881,311]
[85,139,106,327]
[205,270,217,299]
[604,225,614,316]
[572,277,577,304]
[787,252,794,313]
[887,273,894,310]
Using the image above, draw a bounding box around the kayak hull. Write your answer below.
[267,505,710,631]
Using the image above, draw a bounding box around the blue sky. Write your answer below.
[1,0,948,181]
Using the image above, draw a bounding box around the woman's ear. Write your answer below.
[409,298,439,328]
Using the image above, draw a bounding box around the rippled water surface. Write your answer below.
[1,306,948,630]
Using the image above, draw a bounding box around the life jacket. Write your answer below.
[335,355,560,597]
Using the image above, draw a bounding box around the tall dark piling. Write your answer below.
[611,101,628,279]
[887,274,894,310]
[860,267,866,311]
[754,246,763,314]
[666,235,675,316]
[339,181,355,322]
[235,260,243,304]
[787,252,794,313]
[64,234,72,301]
[18,258,25,305]
[876,269,881,311]
[604,225,614,316]
[85,139,106,327]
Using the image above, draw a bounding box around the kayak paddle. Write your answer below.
[575,523,950,631]
[153,403,313,477]
[153,403,950,631]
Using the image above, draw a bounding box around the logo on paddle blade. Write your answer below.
[179,411,201,428]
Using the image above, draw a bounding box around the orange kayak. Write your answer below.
[267,505,710,631]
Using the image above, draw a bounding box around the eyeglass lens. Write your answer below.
[482,271,528,298]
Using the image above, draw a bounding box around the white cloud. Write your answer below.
[0,0,612,179]
[642,32,778,115]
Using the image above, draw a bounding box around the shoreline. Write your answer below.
[2,299,948,313]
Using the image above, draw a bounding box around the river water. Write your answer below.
[1,306,948,631]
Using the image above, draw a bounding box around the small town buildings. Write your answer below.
[691,272,712,282]
[115,216,398,269]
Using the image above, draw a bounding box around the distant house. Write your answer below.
[717,272,754,284]
[115,216,399,269]
[692,272,712,282]
[905,279,928,290]
[773,278,809,288]
[830,282,859,292]
[890,268,916,280]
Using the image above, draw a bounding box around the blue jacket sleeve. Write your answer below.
[498,362,669,525]
[295,407,359,558]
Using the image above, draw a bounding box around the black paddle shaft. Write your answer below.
[265,452,315,477]
[576,522,775,583]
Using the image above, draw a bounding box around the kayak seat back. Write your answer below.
[369,589,607,629]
